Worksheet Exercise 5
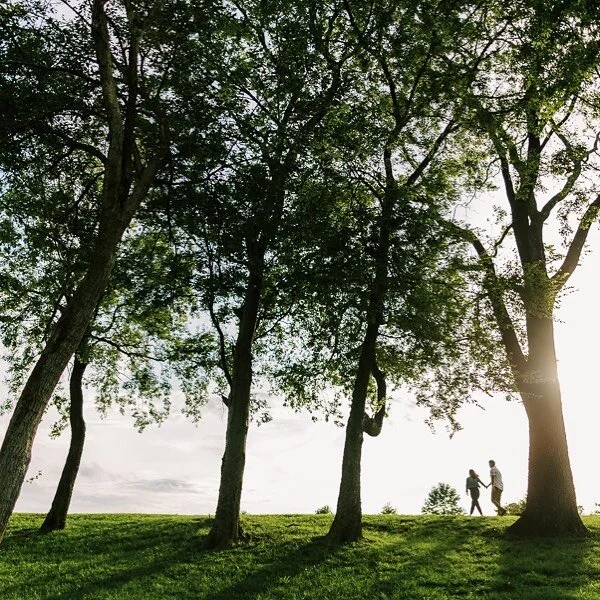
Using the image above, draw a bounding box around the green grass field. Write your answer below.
[2,513,600,599]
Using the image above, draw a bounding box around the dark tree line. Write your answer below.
[0,0,599,547]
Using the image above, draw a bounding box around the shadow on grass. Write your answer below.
[363,515,597,600]
[200,516,504,599]
[2,515,339,600]
[1,515,208,600]
[494,519,593,600]
[201,536,344,600]
[3,514,600,599]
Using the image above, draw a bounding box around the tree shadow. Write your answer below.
[363,515,598,599]
[3,514,599,599]
[200,535,344,600]
[492,518,596,599]
[0,514,208,600]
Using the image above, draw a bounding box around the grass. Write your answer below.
[2,514,600,599]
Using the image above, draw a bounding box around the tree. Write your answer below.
[40,350,88,533]
[316,505,333,515]
[380,502,397,515]
[421,483,465,515]
[450,0,600,536]
[39,231,193,533]
[311,0,490,543]
[163,0,355,548]
[0,0,181,541]
[0,81,192,533]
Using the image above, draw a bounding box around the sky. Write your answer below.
[3,0,594,523]
[1,225,599,518]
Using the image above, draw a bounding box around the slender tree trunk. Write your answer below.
[205,271,262,549]
[325,323,378,543]
[0,0,167,543]
[508,315,586,536]
[0,221,130,542]
[326,163,395,543]
[40,357,88,533]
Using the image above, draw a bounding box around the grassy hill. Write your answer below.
[2,513,600,599]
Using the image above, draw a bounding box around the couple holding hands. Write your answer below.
[466,460,506,516]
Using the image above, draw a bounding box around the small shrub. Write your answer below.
[421,483,465,515]
[380,502,397,515]
[315,505,332,515]
[504,498,526,515]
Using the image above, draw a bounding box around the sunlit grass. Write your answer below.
[2,513,600,599]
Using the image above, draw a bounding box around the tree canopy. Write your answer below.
[0,0,599,545]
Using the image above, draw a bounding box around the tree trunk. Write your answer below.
[41,357,88,534]
[325,322,378,543]
[0,222,127,542]
[205,271,262,549]
[508,315,586,536]
[326,162,395,543]
[0,0,165,544]
[508,383,586,536]
[0,0,167,543]
[363,360,386,437]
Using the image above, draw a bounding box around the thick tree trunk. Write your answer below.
[325,323,378,543]
[205,271,262,549]
[508,315,586,536]
[508,382,586,536]
[41,357,88,533]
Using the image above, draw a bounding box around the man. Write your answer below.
[489,459,506,516]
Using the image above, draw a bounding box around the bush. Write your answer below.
[504,498,526,515]
[380,502,397,515]
[421,483,465,515]
[315,505,332,515]
[503,497,584,516]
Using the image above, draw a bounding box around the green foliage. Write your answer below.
[504,498,527,516]
[315,505,333,515]
[0,0,221,432]
[1,2,599,542]
[504,498,584,516]
[260,0,516,434]
[5,514,600,599]
[380,502,397,515]
[421,483,465,515]
[156,0,359,419]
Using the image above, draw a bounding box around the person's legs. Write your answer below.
[491,487,506,515]
[470,489,482,515]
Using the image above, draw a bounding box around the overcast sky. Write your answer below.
[1,225,598,517]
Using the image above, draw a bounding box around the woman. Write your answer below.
[465,469,488,516]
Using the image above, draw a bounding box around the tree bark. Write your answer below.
[363,359,386,437]
[205,157,293,549]
[0,221,129,542]
[0,0,166,543]
[325,323,378,543]
[326,153,395,543]
[40,357,88,533]
[205,270,262,549]
[507,314,586,536]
